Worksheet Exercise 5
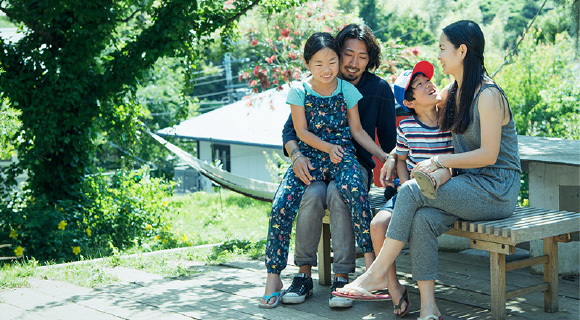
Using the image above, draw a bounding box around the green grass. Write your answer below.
[0,190,272,289]
[164,189,271,246]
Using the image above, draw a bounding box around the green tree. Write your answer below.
[0,0,299,202]
[0,0,301,261]
[495,29,579,139]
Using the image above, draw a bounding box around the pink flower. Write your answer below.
[273,80,279,85]
[251,39,258,46]
[412,46,421,56]
[292,71,300,80]
[280,28,291,38]
[248,79,257,86]
[253,65,260,76]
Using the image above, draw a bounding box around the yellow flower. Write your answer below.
[14,246,24,256]
[166,225,171,231]
[163,239,168,243]
[72,247,81,255]
[86,228,92,236]
[182,235,188,242]
[162,201,168,207]
[9,230,18,239]
[145,224,152,231]
[58,220,67,230]
[154,235,161,240]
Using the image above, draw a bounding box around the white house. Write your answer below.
[157,87,291,191]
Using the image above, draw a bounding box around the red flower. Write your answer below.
[251,39,258,46]
[280,28,291,38]
[253,65,260,76]
[248,79,257,87]
[273,80,279,85]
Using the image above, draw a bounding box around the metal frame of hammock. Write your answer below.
[149,131,278,202]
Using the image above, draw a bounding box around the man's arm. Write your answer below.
[376,83,397,158]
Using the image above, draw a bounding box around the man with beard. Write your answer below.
[280,23,396,308]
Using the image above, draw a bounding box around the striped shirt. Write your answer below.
[396,116,453,173]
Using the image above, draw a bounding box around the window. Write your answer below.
[212,144,231,172]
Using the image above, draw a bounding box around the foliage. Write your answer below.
[263,151,290,183]
[0,166,178,262]
[237,0,361,94]
[495,29,579,139]
[374,15,434,47]
[0,0,302,261]
[209,239,266,261]
[0,97,20,160]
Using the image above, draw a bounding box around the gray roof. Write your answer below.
[157,86,291,148]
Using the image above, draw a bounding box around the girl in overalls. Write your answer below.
[260,32,389,308]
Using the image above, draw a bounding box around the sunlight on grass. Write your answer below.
[1,190,273,289]
[165,189,271,246]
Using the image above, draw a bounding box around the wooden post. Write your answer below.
[318,213,332,286]
[490,252,507,320]
[543,237,559,312]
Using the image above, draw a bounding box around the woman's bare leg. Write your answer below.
[417,280,441,318]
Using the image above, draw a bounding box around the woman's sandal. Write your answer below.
[393,287,411,318]
[414,170,438,199]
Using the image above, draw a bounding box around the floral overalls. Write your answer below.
[265,81,373,274]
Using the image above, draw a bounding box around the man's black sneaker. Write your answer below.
[281,273,313,304]
[329,277,353,308]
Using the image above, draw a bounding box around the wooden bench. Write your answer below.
[317,186,580,320]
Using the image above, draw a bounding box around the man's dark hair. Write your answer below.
[336,24,381,71]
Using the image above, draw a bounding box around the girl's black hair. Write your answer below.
[336,24,381,71]
[439,20,489,134]
[303,32,339,64]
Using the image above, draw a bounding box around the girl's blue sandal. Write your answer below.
[258,289,286,309]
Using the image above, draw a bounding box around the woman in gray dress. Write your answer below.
[335,20,521,320]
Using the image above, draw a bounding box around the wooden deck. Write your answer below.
[204,248,579,320]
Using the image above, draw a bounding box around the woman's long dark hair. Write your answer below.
[439,20,487,134]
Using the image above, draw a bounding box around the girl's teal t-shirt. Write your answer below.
[286,78,362,109]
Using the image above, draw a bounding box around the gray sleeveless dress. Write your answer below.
[386,83,521,281]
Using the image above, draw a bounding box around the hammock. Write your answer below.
[148,131,278,202]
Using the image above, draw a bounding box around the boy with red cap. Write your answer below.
[366,61,453,305]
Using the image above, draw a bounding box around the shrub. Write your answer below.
[0,166,177,263]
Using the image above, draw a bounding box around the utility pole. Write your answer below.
[224,53,233,103]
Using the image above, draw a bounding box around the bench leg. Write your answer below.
[318,221,331,286]
[543,237,559,312]
[490,252,507,320]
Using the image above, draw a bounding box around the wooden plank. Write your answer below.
[446,228,514,245]
[490,252,507,320]
[317,214,331,286]
[554,233,572,243]
[544,237,559,313]
[511,219,580,243]
[470,239,515,254]
[506,283,550,300]
[506,255,549,272]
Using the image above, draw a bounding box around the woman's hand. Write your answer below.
[411,158,438,178]
[328,145,344,164]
